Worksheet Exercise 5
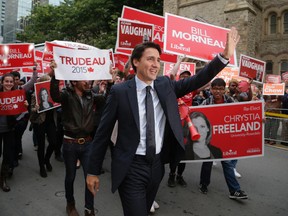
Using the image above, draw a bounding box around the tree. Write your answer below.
[17,0,163,49]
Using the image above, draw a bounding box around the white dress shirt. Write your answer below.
[135,75,166,155]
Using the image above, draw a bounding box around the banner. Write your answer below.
[239,54,266,83]
[117,18,154,50]
[0,68,20,76]
[53,46,111,80]
[0,43,35,69]
[263,83,285,95]
[163,62,195,78]
[114,53,134,73]
[43,41,73,62]
[265,74,281,84]
[34,81,61,113]
[215,67,249,86]
[182,101,264,162]
[121,6,177,63]
[22,50,44,74]
[0,89,27,115]
[164,13,237,66]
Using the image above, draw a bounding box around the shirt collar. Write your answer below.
[135,75,154,91]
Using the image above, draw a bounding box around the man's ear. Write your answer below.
[133,58,139,68]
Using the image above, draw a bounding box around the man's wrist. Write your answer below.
[220,53,229,60]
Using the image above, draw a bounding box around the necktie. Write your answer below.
[145,86,156,163]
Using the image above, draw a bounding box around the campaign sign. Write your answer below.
[43,42,73,62]
[0,43,35,69]
[239,54,266,83]
[182,101,264,163]
[117,18,154,50]
[114,53,134,73]
[281,71,288,82]
[52,40,99,50]
[214,67,248,86]
[265,74,281,84]
[22,50,44,74]
[121,6,177,63]
[164,13,237,66]
[263,83,285,96]
[53,46,111,80]
[0,89,27,115]
[34,81,61,113]
[163,62,196,78]
[0,68,20,76]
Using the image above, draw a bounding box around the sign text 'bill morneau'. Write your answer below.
[120,22,153,37]
[241,58,264,71]
[59,56,106,66]
[213,113,261,134]
[171,27,226,49]
[0,49,32,61]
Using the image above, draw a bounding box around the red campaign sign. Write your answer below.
[114,53,134,73]
[182,101,264,162]
[0,43,35,69]
[0,68,20,76]
[117,18,154,50]
[122,6,177,63]
[239,54,266,83]
[281,71,288,82]
[163,62,195,78]
[34,81,61,113]
[265,74,281,84]
[0,89,27,115]
[43,42,73,62]
[164,13,237,66]
[22,50,44,74]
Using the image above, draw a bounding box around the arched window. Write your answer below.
[284,11,288,34]
[266,61,273,74]
[270,13,277,34]
[281,60,288,73]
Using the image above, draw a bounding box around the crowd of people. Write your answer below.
[0,26,287,216]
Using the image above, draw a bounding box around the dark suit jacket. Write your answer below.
[88,56,227,193]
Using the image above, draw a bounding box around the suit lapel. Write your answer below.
[127,78,140,132]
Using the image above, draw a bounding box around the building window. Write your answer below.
[284,11,288,34]
[270,13,277,34]
[266,61,273,74]
[280,60,288,73]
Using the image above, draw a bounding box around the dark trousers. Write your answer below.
[14,118,28,158]
[33,120,56,169]
[62,139,94,210]
[118,155,164,216]
[0,131,15,177]
[169,161,186,176]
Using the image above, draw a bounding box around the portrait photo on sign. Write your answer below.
[34,80,61,113]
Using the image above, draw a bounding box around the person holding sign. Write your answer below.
[87,26,240,216]
[49,61,107,216]
[196,78,248,199]
[0,73,28,192]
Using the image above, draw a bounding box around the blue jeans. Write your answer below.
[62,139,94,210]
[221,160,240,192]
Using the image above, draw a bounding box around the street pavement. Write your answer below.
[0,130,287,216]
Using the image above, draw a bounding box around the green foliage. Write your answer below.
[17,0,163,49]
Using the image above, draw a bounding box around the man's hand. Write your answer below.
[222,27,240,60]
[86,175,100,196]
[49,60,57,77]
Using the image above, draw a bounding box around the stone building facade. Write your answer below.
[163,0,288,78]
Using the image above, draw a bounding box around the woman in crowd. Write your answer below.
[30,75,57,177]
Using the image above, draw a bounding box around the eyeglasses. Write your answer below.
[211,87,225,91]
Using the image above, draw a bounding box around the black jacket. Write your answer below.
[50,77,106,138]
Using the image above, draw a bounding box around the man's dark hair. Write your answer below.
[130,42,161,73]
[211,78,226,88]
[10,71,20,78]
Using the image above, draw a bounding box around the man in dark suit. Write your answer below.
[87,27,240,216]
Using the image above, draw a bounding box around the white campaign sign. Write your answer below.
[53,47,111,80]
